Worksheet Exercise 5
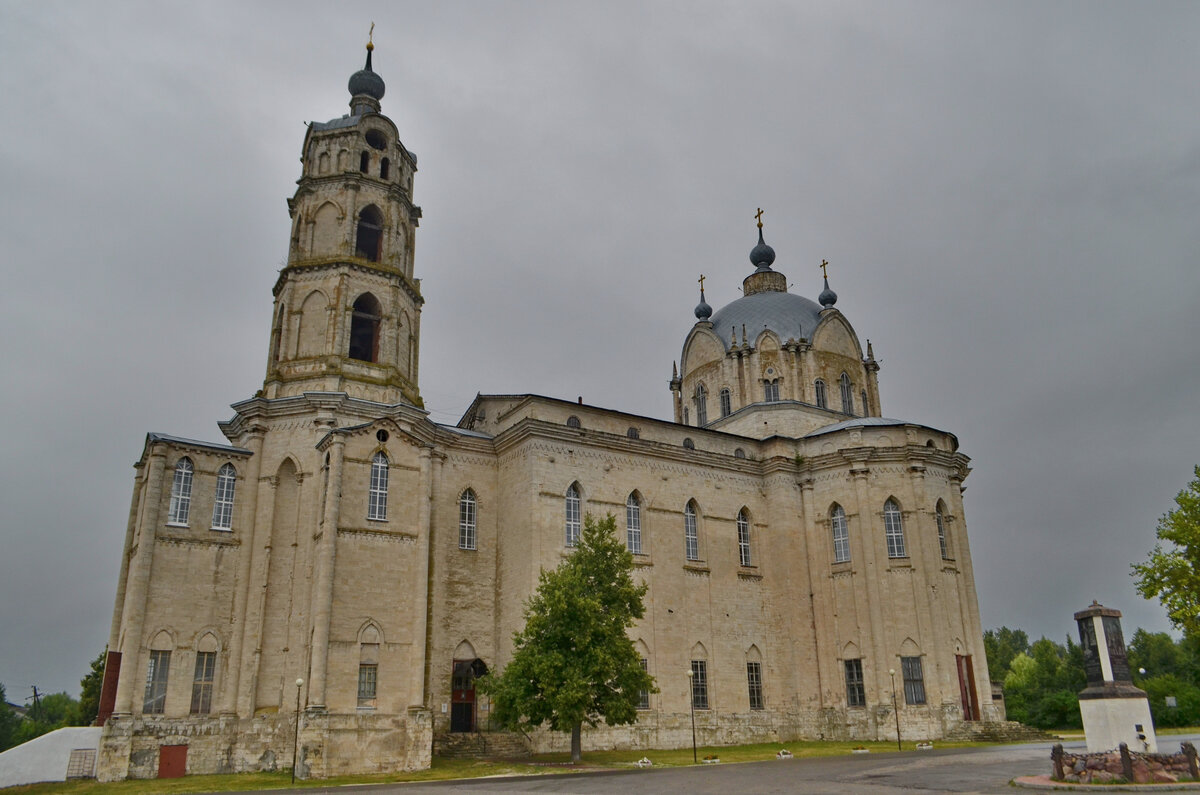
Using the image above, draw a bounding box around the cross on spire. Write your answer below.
[755,208,764,229]
[698,274,706,292]
[819,259,829,279]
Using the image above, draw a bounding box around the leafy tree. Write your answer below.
[1141,674,1200,727]
[1128,630,1187,683]
[1002,637,1085,729]
[984,627,1029,682]
[1133,466,1200,635]
[480,514,656,763]
[0,684,22,752]
[78,649,107,726]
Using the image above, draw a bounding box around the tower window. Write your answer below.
[840,372,854,414]
[884,498,906,558]
[936,501,950,559]
[694,383,707,426]
[565,483,581,547]
[211,463,236,531]
[355,205,383,261]
[190,651,216,714]
[143,650,170,714]
[684,501,699,561]
[459,489,477,550]
[365,130,387,150]
[746,661,764,710]
[764,379,780,402]
[815,379,828,409]
[380,157,390,180]
[368,451,389,521]
[626,492,642,554]
[719,388,732,417]
[349,293,382,362]
[167,458,193,526]
[359,151,370,173]
[737,508,752,566]
[844,659,865,707]
[861,390,869,416]
[831,504,850,563]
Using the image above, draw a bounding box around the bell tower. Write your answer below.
[263,38,424,406]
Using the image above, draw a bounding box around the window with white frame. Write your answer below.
[367,451,389,521]
[695,384,708,426]
[167,458,193,525]
[190,651,216,714]
[737,508,752,566]
[844,659,865,707]
[459,489,477,550]
[211,463,236,530]
[357,663,377,707]
[746,661,764,710]
[884,499,906,558]
[719,388,732,417]
[815,379,828,409]
[901,656,926,704]
[638,658,650,709]
[936,501,949,559]
[690,660,709,709]
[831,504,850,563]
[626,493,642,554]
[840,372,854,414]
[684,501,699,561]
[565,484,581,547]
[143,650,170,714]
[764,379,780,402]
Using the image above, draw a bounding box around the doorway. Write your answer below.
[956,654,980,721]
[450,658,487,732]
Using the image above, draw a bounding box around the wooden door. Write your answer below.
[956,654,980,721]
[158,745,187,778]
[450,661,476,732]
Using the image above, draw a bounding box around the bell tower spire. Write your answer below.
[264,36,424,406]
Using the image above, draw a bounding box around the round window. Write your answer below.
[365,130,387,150]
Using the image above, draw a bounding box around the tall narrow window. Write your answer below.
[359,150,370,173]
[565,484,581,547]
[844,659,865,707]
[638,658,650,709]
[884,499,906,558]
[695,384,708,426]
[840,373,854,414]
[380,157,390,180]
[211,463,236,530]
[626,493,642,554]
[902,656,926,705]
[831,504,850,563]
[190,651,216,714]
[355,205,383,261]
[719,388,732,417]
[367,452,389,521]
[357,663,378,707]
[737,509,752,566]
[349,293,382,362]
[684,501,699,561]
[746,661,764,710]
[861,389,869,416]
[459,489,477,550]
[815,379,828,409]
[690,660,709,709]
[167,458,193,526]
[143,650,170,714]
[936,502,949,559]
[764,379,780,402]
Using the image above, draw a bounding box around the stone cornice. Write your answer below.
[273,256,424,306]
[291,172,421,221]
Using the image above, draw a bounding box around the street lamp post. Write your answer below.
[291,678,304,783]
[686,667,697,764]
[888,669,901,751]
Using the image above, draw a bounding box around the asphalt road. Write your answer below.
[251,735,1200,795]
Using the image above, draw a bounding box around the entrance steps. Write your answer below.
[434,731,531,759]
[943,720,1057,743]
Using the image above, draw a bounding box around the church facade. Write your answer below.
[95,45,999,781]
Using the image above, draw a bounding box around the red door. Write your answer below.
[956,655,980,721]
[158,745,187,778]
[451,660,476,732]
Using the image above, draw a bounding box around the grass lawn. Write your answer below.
[0,738,992,794]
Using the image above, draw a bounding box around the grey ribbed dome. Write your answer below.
[709,291,823,350]
[349,48,385,101]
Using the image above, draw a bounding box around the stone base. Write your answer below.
[1080,697,1156,754]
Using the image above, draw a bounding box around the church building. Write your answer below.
[95,43,999,780]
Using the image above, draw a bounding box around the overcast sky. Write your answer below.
[1,1,1198,698]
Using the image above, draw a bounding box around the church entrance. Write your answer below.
[956,654,980,720]
[450,658,487,732]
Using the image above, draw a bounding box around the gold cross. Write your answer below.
[755,208,764,229]
[698,274,706,292]
[819,259,829,279]
[369,22,375,44]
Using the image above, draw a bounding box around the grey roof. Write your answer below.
[804,416,945,438]
[313,114,362,131]
[708,290,824,350]
[436,423,492,439]
[146,432,251,455]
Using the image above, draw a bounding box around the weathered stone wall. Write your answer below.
[1053,742,1198,785]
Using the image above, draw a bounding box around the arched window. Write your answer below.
[368,451,389,521]
[764,379,780,402]
[349,293,382,362]
[682,437,695,450]
[459,489,477,550]
[719,388,732,418]
[190,633,219,714]
[684,501,699,561]
[815,379,828,409]
[840,372,854,414]
[936,501,949,559]
[626,493,642,554]
[211,463,237,531]
[734,448,746,459]
[167,457,194,525]
[884,498,906,558]
[831,504,850,563]
[380,157,390,180]
[737,508,752,566]
[355,204,384,261]
[359,150,370,172]
[694,383,708,426]
[626,426,640,439]
[566,415,581,429]
[565,484,581,547]
[861,390,869,416]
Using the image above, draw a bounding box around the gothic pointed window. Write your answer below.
[840,372,854,414]
[684,500,700,561]
[831,503,850,563]
[626,492,642,554]
[936,500,949,559]
[694,384,708,426]
[459,489,477,550]
[211,463,236,531]
[367,451,389,521]
[167,457,194,526]
[565,483,581,547]
[861,390,869,416]
[737,508,752,566]
[719,388,732,417]
[764,379,780,402]
[815,379,828,409]
[143,650,170,714]
[355,205,384,261]
[349,293,382,362]
[884,498,906,558]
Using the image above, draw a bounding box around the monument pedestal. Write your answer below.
[1075,601,1157,753]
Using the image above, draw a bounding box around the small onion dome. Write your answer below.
[819,276,838,308]
[749,228,776,270]
[694,287,713,321]
[348,45,386,101]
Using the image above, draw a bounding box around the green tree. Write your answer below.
[1141,674,1200,727]
[1128,630,1186,683]
[984,626,1029,682]
[480,514,656,763]
[1133,466,1200,635]
[78,649,107,726]
[0,684,22,752]
[1002,637,1085,729]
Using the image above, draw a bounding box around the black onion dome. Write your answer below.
[749,228,776,269]
[819,276,838,308]
[349,48,385,101]
[694,288,712,321]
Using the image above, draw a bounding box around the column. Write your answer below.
[308,433,346,709]
[409,447,439,706]
[219,428,265,716]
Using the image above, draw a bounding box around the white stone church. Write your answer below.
[95,43,1000,780]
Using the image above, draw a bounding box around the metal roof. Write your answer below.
[804,416,947,438]
[708,290,824,350]
[145,432,251,455]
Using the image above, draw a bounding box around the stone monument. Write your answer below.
[1075,601,1157,753]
